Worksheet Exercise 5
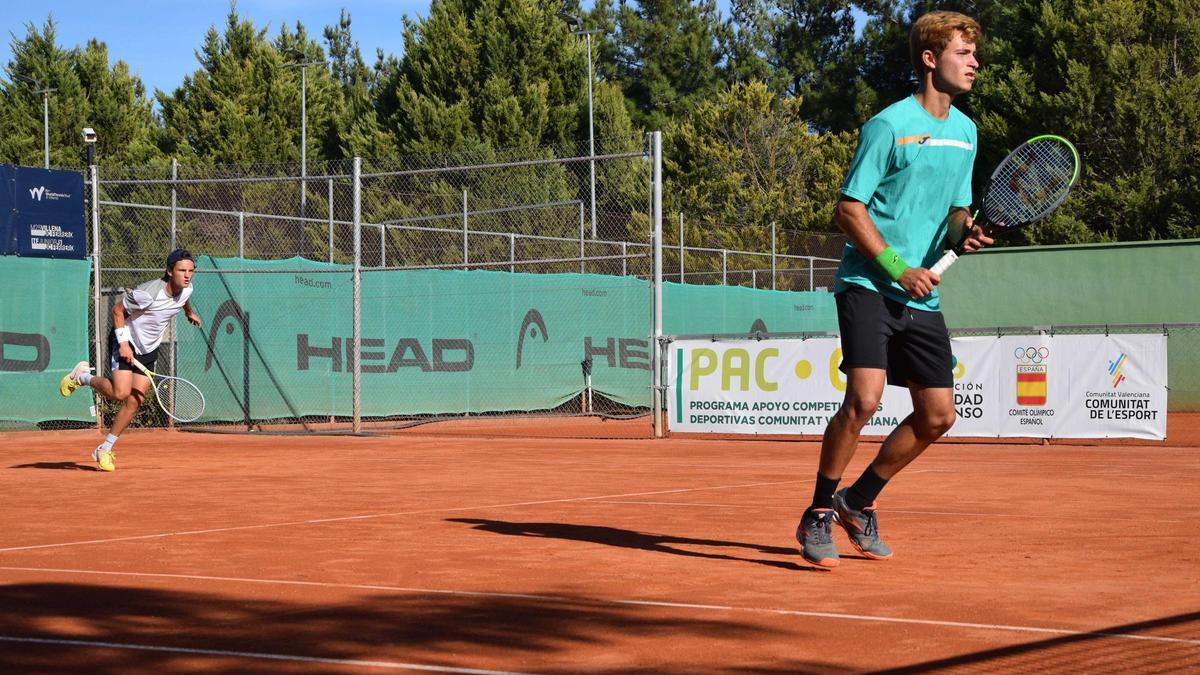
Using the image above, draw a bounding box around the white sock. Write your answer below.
[99,434,118,451]
[79,373,94,386]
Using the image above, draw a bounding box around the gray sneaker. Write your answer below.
[832,488,893,560]
[796,508,839,568]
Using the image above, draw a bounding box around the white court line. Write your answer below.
[0,635,526,673]
[586,501,1184,522]
[0,480,805,554]
[2,567,1198,648]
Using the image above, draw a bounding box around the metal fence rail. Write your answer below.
[44,134,836,437]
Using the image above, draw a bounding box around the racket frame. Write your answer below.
[129,356,207,423]
[931,134,1081,276]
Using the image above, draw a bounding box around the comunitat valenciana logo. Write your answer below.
[28,186,71,201]
[1108,352,1128,388]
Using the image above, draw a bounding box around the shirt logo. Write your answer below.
[895,135,972,151]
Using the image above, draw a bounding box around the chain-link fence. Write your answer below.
[8,137,1199,437]
[0,134,828,438]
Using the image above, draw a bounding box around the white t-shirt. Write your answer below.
[122,278,192,354]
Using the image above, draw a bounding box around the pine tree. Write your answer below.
[158,9,312,165]
[601,0,730,131]
[666,81,854,280]
[381,0,597,153]
[323,10,394,159]
[0,18,161,168]
[971,0,1200,242]
[0,19,87,167]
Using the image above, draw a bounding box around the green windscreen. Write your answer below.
[0,256,93,424]
[174,257,836,421]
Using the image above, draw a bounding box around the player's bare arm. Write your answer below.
[184,300,202,328]
[111,303,134,363]
[835,197,939,300]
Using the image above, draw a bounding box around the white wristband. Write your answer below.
[115,326,132,343]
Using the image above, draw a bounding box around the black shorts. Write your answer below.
[107,330,160,375]
[835,284,953,388]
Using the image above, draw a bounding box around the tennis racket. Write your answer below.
[129,357,206,423]
[931,134,1081,275]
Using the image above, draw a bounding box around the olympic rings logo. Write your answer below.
[1013,346,1049,364]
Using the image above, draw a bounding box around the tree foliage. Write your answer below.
[598,0,732,131]
[667,81,854,251]
[971,0,1200,242]
[0,19,159,167]
[0,0,1196,248]
[378,0,619,154]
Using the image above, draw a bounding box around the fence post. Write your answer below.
[651,131,664,438]
[352,157,362,433]
[238,212,245,258]
[722,249,727,285]
[678,212,684,282]
[168,162,177,430]
[809,256,815,291]
[509,233,515,273]
[327,178,334,263]
[170,158,177,250]
[90,164,102,430]
[622,241,627,276]
[462,189,469,266]
[579,201,586,273]
[380,223,386,268]
[771,221,777,291]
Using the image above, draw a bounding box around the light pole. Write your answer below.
[557,12,601,239]
[14,74,56,169]
[283,49,324,219]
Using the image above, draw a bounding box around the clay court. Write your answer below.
[1,416,1198,673]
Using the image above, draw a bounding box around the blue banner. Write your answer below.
[1,164,86,259]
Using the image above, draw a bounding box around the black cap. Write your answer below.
[165,248,194,269]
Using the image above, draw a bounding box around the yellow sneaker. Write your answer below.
[91,446,116,472]
[59,361,92,397]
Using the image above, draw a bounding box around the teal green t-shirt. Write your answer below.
[835,95,977,310]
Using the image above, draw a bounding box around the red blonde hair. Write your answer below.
[910,11,982,75]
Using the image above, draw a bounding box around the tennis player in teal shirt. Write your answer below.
[797,11,994,568]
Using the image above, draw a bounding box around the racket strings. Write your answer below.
[156,377,205,422]
[984,140,1077,225]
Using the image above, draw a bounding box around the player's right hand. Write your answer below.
[118,342,134,363]
[898,267,940,300]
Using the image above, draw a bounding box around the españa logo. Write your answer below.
[1108,353,1128,388]
[1014,346,1049,406]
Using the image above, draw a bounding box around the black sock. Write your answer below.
[810,473,840,511]
[846,466,888,511]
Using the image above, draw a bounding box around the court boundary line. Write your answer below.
[0,635,527,673]
[0,480,805,553]
[3,566,1197,648]
[1,478,1181,555]
[590,501,1184,521]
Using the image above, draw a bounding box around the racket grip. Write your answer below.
[929,250,959,276]
[129,357,152,377]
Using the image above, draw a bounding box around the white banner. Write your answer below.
[666,334,1166,440]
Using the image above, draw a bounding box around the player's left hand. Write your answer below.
[959,215,994,253]
[187,311,202,329]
